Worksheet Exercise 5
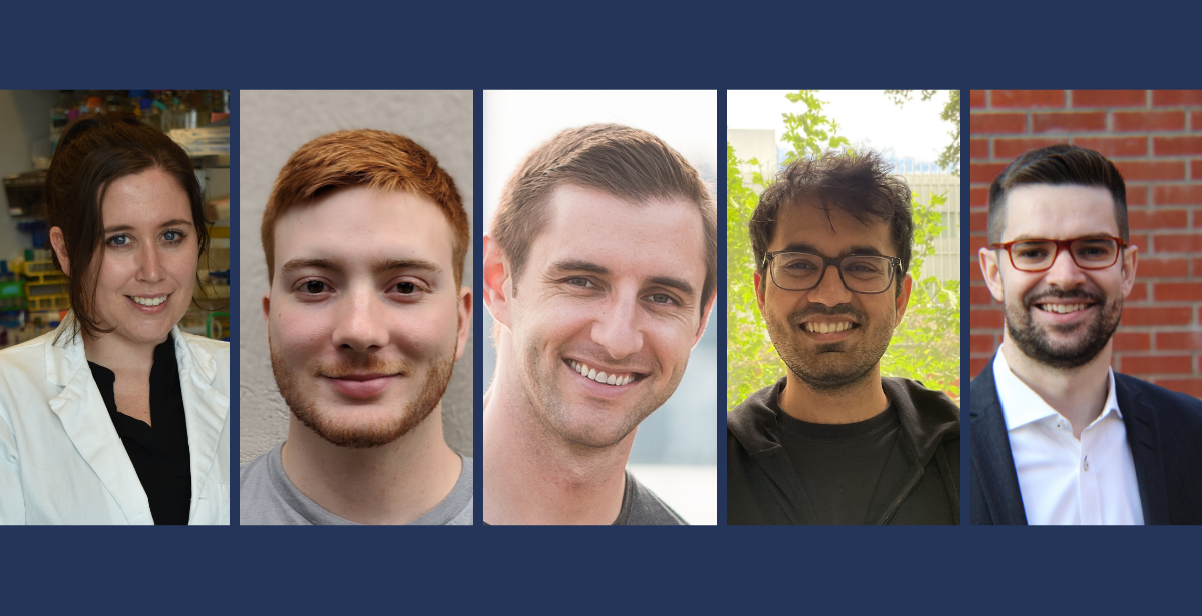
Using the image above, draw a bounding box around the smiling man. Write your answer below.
[240,130,473,525]
[482,124,716,525]
[727,151,960,525]
[972,144,1202,525]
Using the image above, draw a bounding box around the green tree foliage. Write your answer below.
[885,90,960,175]
[727,91,960,411]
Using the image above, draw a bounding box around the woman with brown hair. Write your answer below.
[0,112,229,524]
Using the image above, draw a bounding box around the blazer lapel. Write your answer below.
[1114,376,1170,525]
[969,359,1028,525]
[173,329,229,522]
[45,330,154,525]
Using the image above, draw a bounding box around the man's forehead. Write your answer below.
[1002,184,1118,239]
[770,198,893,253]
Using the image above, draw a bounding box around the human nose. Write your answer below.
[591,292,644,360]
[332,287,388,352]
[806,263,853,306]
[1043,244,1088,288]
[136,244,164,283]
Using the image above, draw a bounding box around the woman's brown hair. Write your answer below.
[45,112,210,342]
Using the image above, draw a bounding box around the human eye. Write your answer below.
[1014,243,1049,260]
[106,233,132,248]
[161,229,187,244]
[561,276,595,289]
[296,280,332,296]
[647,292,680,307]
[388,279,430,298]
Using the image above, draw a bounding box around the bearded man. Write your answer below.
[240,130,473,525]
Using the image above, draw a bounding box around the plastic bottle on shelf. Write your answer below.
[50,91,74,152]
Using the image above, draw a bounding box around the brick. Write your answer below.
[969,357,989,377]
[970,90,986,109]
[970,334,996,354]
[1154,136,1202,156]
[1127,283,1148,302]
[1072,90,1146,108]
[1138,257,1190,277]
[992,90,1066,109]
[968,263,985,282]
[1126,184,1148,206]
[1155,282,1202,301]
[969,235,989,253]
[1128,208,1188,229]
[969,285,996,306]
[1113,110,1185,132]
[1115,160,1185,182]
[1113,332,1151,352]
[1153,233,1202,252]
[1192,159,1202,181]
[1155,378,1202,398]
[993,137,1064,159]
[970,138,989,160]
[1155,330,1202,351]
[971,113,1027,135]
[1121,354,1193,375]
[971,308,1004,329]
[970,162,1010,184]
[1193,111,1202,130]
[1129,233,1149,251]
[1073,136,1146,157]
[970,209,988,232]
[1192,258,1202,276]
[1153,90,1202,106]
[1124,306,1193,326]
[1152,184,1202,205]
[1032,112,1107,133]
[970,188,989,208]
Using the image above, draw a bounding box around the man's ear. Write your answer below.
[693,290,717,346]
[979,247,1005,303]
[262,291,271,330]
[481,236,513,328]
[1121,243,1139,298]
[455,286,473,361]
[895,274,913,325]
[753,270,766,314]
[49,226,71,276]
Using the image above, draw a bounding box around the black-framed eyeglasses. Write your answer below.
[762,251,902,294]
[989,236,1127,272]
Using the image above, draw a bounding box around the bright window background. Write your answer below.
[483,91,718,524]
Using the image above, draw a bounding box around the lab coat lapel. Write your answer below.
[173,329,228,522]
[45,328,154,525]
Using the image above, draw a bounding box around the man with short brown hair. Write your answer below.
[482,124,716,525]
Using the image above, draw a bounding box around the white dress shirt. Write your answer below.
[993,351,1143,525]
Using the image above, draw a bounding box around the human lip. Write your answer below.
[798,317,860,340]
[1034,301,1094,315]
[126,293,171,313]
[322,372,400,399]
[564,358,643,387]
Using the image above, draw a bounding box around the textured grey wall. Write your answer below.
[239,91,474,464]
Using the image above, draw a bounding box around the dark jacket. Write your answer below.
[970,358,1202,525]
[727,377,960,525]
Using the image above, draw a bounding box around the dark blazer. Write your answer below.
[970,356,1202,525]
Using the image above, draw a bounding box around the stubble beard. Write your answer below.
[764,303,895,392]
[1005,287,1122,370]
[270,339,456,449]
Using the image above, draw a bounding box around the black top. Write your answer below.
[776,404,902,525]
[88,335,192,525]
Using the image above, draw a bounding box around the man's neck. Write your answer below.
[777,365,890,425]
[280,405,462,525]
[1000,339,1112,440]
[482,356,631,525]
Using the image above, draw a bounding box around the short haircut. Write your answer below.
[750,150,914,291]
[261,129,468,287]
[44,111,209,342]
[490,123,717,311]
[987,143,1128,244]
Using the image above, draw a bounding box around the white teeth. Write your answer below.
[804,321,853,333]
[1040,303,1087,314]
[568,360,634,387]
[131,295,167,307]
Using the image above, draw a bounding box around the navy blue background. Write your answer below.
[3,4,1202,613]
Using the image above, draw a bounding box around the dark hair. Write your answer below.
[44,112,209,341]
[262,129,468,287]
[987,143,1128,244]
[490,123,717,311]
[750,150,914,292]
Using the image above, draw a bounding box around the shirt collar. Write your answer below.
[993,350,1123,432]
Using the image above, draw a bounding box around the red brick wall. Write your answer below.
[969,90,1202,397]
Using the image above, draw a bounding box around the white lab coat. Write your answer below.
[0,318,230,524]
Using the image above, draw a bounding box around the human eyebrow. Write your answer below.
[1006,233,1116,242]
[280,258,341,275]
[776,243,889,258]
[647,275,696,298]
[373,258,443,277]
[547,259,611,276]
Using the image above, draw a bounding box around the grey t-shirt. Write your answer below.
[615,470,686,525]
[239,444,473,525]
